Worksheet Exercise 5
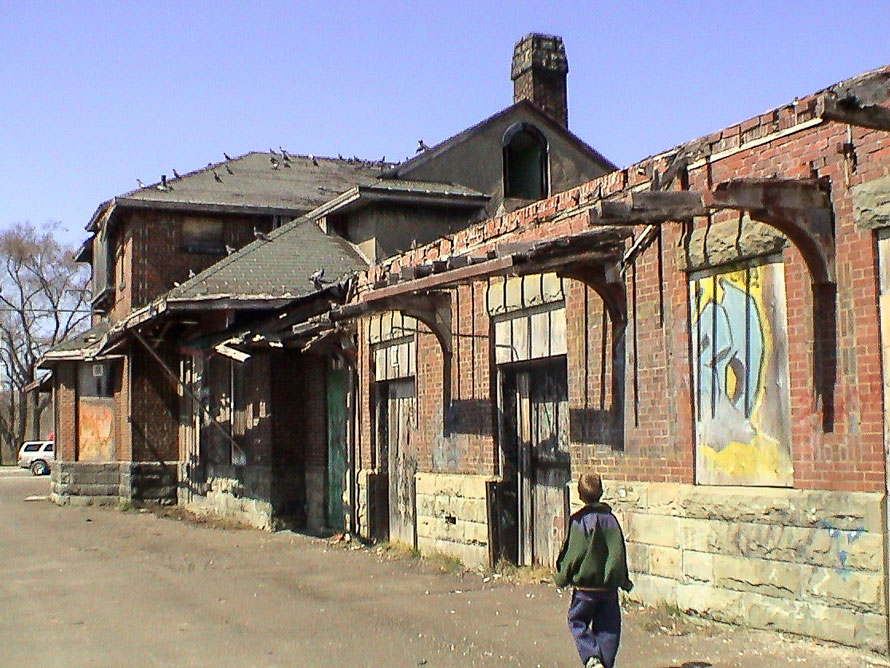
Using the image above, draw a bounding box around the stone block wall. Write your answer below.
[569,481,888,652]
[51,462,126,506]
[51,461,177,506]
[415,473,494,568]
[183,464,275,530]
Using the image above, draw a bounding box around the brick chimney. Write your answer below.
[511,33,569,128]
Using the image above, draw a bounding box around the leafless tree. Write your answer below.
[0,222,89,464]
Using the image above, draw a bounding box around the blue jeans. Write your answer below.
[567,589,621,668]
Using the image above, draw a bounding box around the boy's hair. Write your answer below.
[578,473,603,504]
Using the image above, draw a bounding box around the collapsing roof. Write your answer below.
[167,217,368,303]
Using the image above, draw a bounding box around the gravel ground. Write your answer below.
[1,466,887,668]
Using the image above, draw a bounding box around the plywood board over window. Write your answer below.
[689,257,793,486]
[489,273,566,364]
[77,361,114,462]
[877,230,890,500]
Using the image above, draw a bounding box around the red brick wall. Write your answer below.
[353,69,890,493]
[54,362,77,461]
[109,211,274,322]
[130,344,179,462]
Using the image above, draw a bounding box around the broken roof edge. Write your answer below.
[631,63,890,170]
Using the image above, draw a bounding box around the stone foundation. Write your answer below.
[356,469,387,542]
[568,481,889,652]
[51,461,178,506]
[415,473,494,568]
[180,464,274,530]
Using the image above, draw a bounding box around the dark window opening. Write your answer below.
[503,124,548,200]
[182,220,225,254]
[78,362,113,398]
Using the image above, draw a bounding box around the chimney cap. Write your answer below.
[511,33,568,80]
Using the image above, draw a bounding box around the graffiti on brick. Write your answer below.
[690,260,793,485]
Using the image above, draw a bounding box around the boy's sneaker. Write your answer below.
[585,657,604,668]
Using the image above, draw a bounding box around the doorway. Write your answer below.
[497,357,570,567]
[375,378,417,547]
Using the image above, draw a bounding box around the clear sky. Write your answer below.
[2,1,888,247]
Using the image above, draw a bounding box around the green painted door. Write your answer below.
[326,366,347,530]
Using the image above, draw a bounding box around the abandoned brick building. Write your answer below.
[41,32,890,651]
[42,34,613,531]
[341,64,890,651]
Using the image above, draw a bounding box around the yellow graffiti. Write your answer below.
[700,435,793,481]
[692,262,792,485]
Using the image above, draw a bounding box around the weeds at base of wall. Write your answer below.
[150,505,254,531]
[374,541,423,560]
[639,599,694,637]
[489,558,554,585]
[118,500,137,513]
[368,541,465,574]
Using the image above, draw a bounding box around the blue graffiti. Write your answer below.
[815,520,865,578]
[697,278,765,418]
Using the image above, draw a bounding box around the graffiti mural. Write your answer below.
[690,260,793,485]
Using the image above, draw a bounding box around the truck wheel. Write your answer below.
[30,460,48,476]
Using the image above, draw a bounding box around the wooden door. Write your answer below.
[512,360,570,567]
[326,366,347,530]
[386,379,417,547]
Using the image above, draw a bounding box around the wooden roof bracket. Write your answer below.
[710,177,837,430]
[559,262,627,328]
[334,291,454,427]
[710,178,835,284]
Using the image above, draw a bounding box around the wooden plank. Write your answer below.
[711,178,830,211]
[361,256,517,302]
[818,94,890,132]
[632,190,706,217]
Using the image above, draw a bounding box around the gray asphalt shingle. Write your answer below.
[168,218,368,302]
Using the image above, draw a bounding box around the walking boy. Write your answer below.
[555,473,633,668]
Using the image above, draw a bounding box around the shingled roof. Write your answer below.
[41,319,111,361]
[165,217,368,303]
[86,152,391,231]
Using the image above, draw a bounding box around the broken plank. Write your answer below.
[818,94,890,132]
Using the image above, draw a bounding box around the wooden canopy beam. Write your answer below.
[817,94,890,132]
[710,178,835,284]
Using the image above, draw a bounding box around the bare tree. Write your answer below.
[0,222,89,464]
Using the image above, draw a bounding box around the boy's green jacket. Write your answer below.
[555,502,633,591]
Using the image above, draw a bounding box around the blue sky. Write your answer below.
[1,1,888,247]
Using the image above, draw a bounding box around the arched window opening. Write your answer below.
[503,124,548,200]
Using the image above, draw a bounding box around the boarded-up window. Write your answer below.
[878,230,890,480]
[368,311,417,382]
[77,361,114,461]
[78,362,112,397]
[182,219,224,254]
[689,258,793,486]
